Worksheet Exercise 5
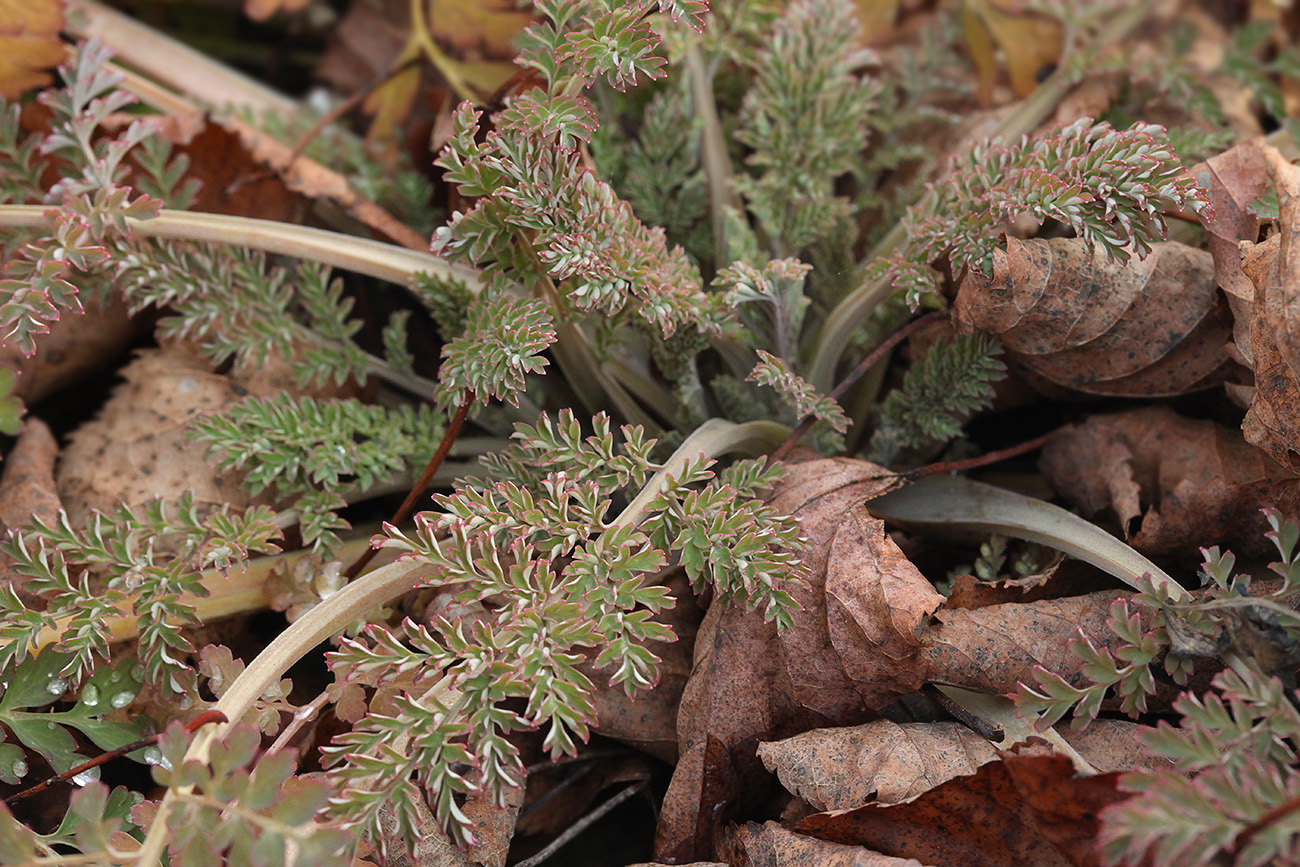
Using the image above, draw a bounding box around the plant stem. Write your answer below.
[766,311,944,467]
[0,205,485,290]
[345,391,475,580]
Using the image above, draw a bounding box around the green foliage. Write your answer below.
[747,351,848,435]
[0,782,141,862]
[869,333,1005,462]
[733,0,878,254]
[877,117,1209,307]
[0,649,145,784]
[323,411,803,847]
[0,495,282,694]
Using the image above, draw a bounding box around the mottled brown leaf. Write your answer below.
[1041,406,1300,556]
[0,417,60,534]
[954,237,1232,397]
[758,721,1000,811]
[923,590,1130,697]
[0,0,65,99]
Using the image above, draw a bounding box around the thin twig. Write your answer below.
[266,689,333,757]
[511,781,650,867]
[3,711,227,806]
[901,431,1054,482]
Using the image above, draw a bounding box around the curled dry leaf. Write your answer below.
[795,742,1125,867]
[1241,146,1300,472]
[953,237,1232,397]
[1192,138,1270,365]
[657,458,928,862]
[1040,406,1300,556]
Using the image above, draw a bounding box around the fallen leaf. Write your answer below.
[0,0,65,99]
[1040,406,1300,556]
[758,721,1001,811]
[961,0,1063,105]
[954,237,1233,396]
[795,742,1125,867]
[0,416,60,533]
[1242,146,1300,472]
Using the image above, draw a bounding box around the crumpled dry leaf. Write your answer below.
[1193,138,1271,366]
[954,237,1232,396]
[1241,145,1300,472]
[0,0,65,99]
[657,459,911,862]
[795,742,1125,867]
[961,0,1063,105]
[1040,406,1300,556]
[727,820,929,867]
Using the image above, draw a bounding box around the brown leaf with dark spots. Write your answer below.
[1041,406,1300,556]
[954,237,1232,397]
[758,721,1000,811]
[795,743,1123,867]
[922,590,1130,697]
[728,821,933,867]
[655,734,740,863]
[0,416,60,533]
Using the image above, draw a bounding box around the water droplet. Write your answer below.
[130,664,145,681]
[11,760,26,779]
[45,678,67,697]
[79,684,100,707]
[154,751,173,772]
[110,691,134,709]
[141,746,162,766]
[71,767,100,786]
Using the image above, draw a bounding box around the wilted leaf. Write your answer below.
[954,237,1232,396]
[0,0,65,99]
[1040,406,1300,556]
[1242,145,1300,472]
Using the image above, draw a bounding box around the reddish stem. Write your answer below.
[344,391,474,579]
[901,431,1054,482]
[4,710,227,805]
[765,311,946,468]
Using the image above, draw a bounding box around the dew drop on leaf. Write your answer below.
[71,767,100,786]
[141,746,162,765]
[80,684,100,707]
[110,691,134,709]
[10,760,26,779]
[45,677,67,697]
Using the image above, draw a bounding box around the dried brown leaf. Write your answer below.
[0,0,65,99]
[1041,406,1300,555]
[795,743,1123,867]
[954,237,1232,396]
[0,416,60,533]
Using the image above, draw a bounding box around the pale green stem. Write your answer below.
[0,206,485,291]
[601,418,790,542]
[685,45,741,267]
[134,557,428,867]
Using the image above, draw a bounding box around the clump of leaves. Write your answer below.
[1015,510,1300,865]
